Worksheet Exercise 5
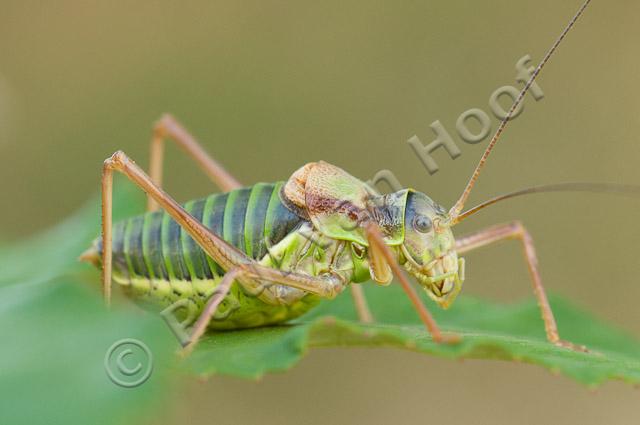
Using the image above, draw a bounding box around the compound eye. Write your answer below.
[413,214,432,233]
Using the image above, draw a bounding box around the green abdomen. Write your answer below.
[97,182,321,329]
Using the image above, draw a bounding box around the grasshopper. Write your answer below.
[82,0,606,354]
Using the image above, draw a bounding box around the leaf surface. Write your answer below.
[0,187,180,425]
[187,284,640,386]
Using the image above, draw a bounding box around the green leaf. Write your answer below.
[0,278,179,425]
[0,185,180,425]
[186,283,640,387]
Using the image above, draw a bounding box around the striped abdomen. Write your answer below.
[101,182,304,284]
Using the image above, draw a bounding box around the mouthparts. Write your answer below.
[404,251,465,309]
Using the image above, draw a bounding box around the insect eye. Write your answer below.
[413,215,432,233]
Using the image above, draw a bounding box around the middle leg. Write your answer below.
[350,284,374,323]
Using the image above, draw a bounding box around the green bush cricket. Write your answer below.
[81,0,620,355]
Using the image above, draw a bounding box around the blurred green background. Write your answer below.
[1,0,639,423]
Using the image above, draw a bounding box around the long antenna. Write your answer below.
[449,0,592,223]
[454,182,640,223]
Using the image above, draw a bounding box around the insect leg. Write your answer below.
[181,267,240,356]
[455,221,587,352]
[101,159,114,306]
[350,285,374,323]
[180,261,349,356]
[102,150,345,305]
[364,222,459,344]
[147,113,242,211]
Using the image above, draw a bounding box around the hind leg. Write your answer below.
[147,114,242,211]
[101,150,345,304]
